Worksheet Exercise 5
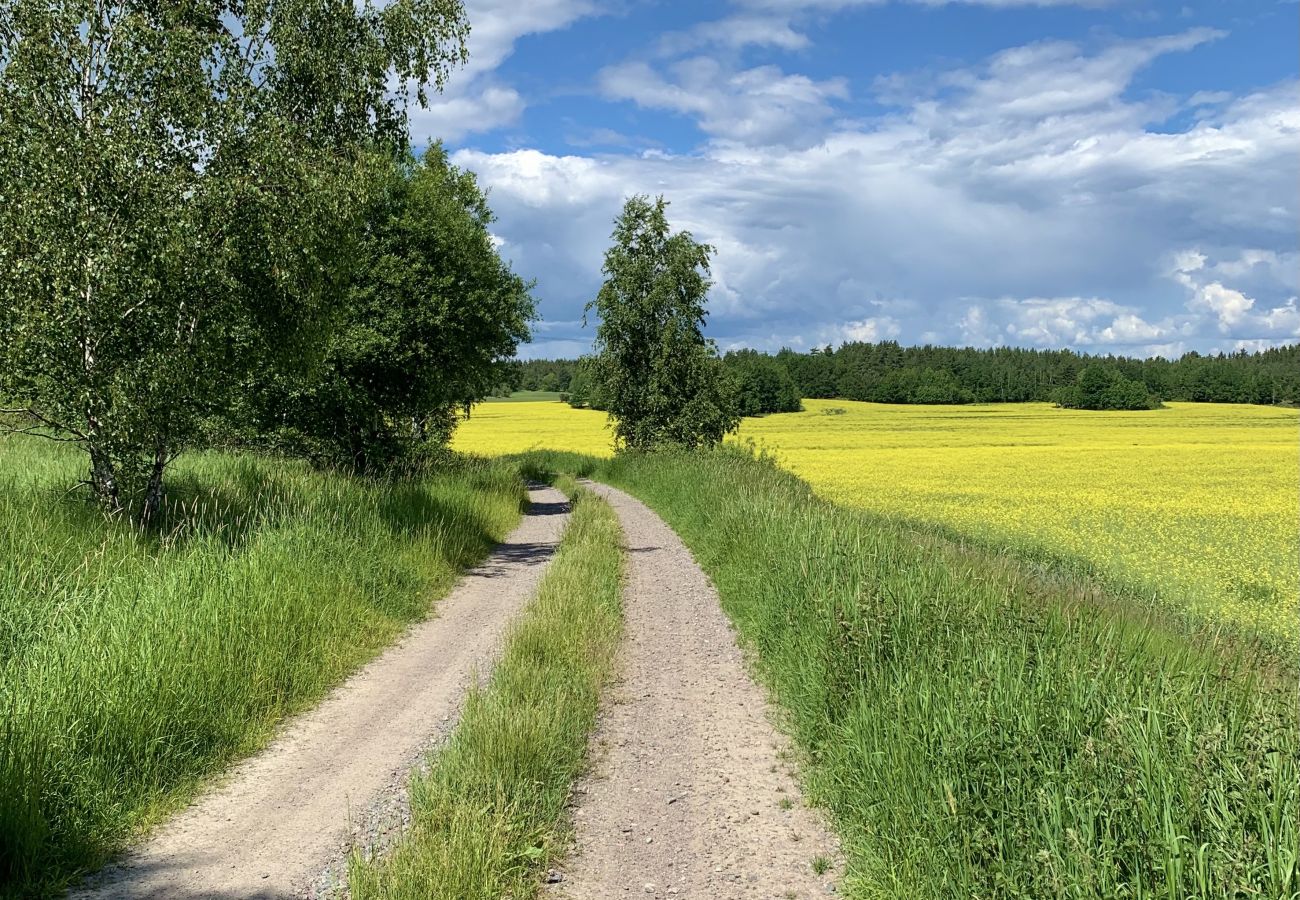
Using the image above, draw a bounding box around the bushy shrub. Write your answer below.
[252,147,534,472]
[565,357,610,411]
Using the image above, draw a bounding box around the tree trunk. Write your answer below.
[87,443,123,514]
[140,447,168,527]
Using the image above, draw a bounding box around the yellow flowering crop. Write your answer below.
[455,399,1299,646]
[455,401,615,457]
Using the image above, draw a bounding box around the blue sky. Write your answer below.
[408,0,1298,359]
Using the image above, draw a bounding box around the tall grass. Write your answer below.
[0,435,524,898]
[523,448,1298,899]
[349,480,624,899]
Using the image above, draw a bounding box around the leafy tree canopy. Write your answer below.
[723,349,802,415]
[565,357,610,410]
[0,0,468,520]
[1056,364,1161,411]
[250,146,535,472]
[587,196,739,450]
[524,341,1298,412]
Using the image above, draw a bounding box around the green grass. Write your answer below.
[348,479,623,899]
[483,391,565,403]
[521,447,1298,899]
[0,435,525,897]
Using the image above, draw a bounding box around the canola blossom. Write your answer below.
[457,401,614,458]
[454,399,1299,646]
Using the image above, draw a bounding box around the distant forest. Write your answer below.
[504,343,1300,411]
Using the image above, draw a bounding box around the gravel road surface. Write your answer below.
[550,481,840,900]
[72,485,571,900]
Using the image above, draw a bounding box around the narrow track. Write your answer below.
[72,485,571,900]
[551,482,840,899]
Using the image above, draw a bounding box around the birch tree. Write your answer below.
[588,196,739,451]
[0,0,467,521]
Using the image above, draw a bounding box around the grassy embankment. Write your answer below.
[349,479,624,899]
[524,447,1298,899]
[0,435,525,898]
[739,399,1300,648]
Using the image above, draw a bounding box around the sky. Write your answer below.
[408,0,1298,360]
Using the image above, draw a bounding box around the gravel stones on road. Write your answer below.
[550,482,840,899]
[72,485,571,900]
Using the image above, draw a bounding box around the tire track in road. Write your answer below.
[550,481,840,900]
[73,485,571,900]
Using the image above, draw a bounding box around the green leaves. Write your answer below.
[0,0,469,518]
[1057,365,1160,411]
[588,195,739,451]
[254,147,536,473]
[724,349,802,416]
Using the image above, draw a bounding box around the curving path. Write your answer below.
[72,485,571,900]
[551,482,840,899]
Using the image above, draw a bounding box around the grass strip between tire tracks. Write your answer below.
[348,478,624,899]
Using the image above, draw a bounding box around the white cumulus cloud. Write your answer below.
[599,58,849,148]
[452,28,1298,357]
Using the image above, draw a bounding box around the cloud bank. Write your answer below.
[430,5,1298,359]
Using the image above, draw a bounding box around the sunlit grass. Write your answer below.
[348,481,624,899]
[522,448,1298,899]
[0,434,524,897]
[456,399,1299,647]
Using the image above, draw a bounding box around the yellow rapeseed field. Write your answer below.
[454,399,1299,645]
[457,401,614,457]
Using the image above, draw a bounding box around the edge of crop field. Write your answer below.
[514,445,1298,898]
[512,445,1297,667]
[808,497,1299,665]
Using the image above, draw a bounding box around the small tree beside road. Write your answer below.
[587,196,739,451]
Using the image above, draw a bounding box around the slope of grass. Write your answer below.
[348,480,623,899]
[522,447,1298,899]
[0,435,525,897]
[739,399,1299,648]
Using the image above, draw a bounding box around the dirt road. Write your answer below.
[551,482,840,899]
[72,485,571,900]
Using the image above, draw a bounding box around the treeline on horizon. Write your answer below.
[505,342,1300,412]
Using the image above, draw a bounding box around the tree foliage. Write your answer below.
[564,357,610,410]
[514,358,578,393]
[253,147,535,471]
[723,350,802,415]
[0,0,468,520]
[1055,364,1160,410]
[587,196,739,450]
[773,341,1298,408]
[528,341,1297,413]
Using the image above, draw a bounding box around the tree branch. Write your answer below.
[0,424,86,443]
[0,407,88,440]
